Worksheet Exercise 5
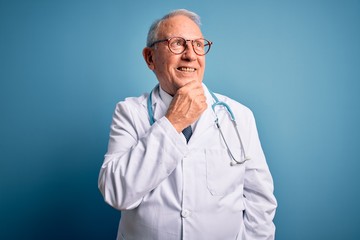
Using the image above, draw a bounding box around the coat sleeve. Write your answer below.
[242,112,277,240]
[98,100,188,210]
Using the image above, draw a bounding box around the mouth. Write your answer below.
[177,67,196,72]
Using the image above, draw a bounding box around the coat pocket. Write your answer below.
[205,148,245,196]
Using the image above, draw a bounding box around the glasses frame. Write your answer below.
[150,36,213,56]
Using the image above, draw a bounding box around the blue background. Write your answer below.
[1,0,359,239]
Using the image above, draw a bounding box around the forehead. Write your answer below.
[157,15,203,39]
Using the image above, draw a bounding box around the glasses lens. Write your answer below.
[193,39,211,55]
[169,37,186,54]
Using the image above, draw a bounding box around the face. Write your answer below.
[143,15,206,95]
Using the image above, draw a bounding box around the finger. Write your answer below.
[178,83,204,99]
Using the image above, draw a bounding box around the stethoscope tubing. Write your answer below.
[147,85,250,164]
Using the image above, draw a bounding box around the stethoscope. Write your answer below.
[147,85,251,165]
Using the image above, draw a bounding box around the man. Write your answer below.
[98,9,277,240]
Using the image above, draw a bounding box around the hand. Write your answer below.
[165,81,207,132]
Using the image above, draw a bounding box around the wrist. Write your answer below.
[165,115,185,133]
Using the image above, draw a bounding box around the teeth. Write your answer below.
[178,67,196,72]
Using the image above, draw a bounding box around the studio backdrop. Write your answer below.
[1,0,359,239]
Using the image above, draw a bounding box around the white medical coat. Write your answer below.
[98,84,277,240]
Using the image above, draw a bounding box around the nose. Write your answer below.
[182,41,197,61]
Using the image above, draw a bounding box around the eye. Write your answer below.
[174,39,183,46]
[194,40,204,48]
[170,38,184,48]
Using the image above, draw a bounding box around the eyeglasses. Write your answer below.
[150,37,213,56]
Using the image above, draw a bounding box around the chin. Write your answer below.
[175,79,193,88]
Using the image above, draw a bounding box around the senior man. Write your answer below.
[98,9,277,240]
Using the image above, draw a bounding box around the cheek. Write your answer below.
[159,61,171,75]
[199,59,206,73]
[155,55,171,71]
[200,57,206,66]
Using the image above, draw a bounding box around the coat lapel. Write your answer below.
[189,85,217,143]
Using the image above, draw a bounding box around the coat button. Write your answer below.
[181,209,191,218]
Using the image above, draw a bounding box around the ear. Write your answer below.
[142,47,155,70]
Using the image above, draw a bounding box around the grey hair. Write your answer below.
[146,9,201,47]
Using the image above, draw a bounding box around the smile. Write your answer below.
[177,67,196,72]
